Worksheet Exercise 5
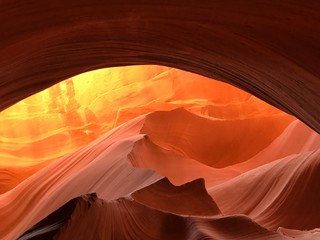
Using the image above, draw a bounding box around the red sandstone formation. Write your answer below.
[210,149,320,230]
[141,108,293,168]
[20,193,285,240]
[0,1,320,240]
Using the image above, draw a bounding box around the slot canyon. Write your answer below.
[0,1,320,240]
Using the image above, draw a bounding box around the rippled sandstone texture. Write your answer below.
[1,1,320,240]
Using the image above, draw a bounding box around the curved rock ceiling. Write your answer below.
[0,1,320,240]
[1,1,319,132]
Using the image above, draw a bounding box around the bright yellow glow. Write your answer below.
[0,65,294,168]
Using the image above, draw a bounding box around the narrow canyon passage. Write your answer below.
[1,1,319,239]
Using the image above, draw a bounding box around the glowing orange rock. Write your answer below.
[0,65,293,168]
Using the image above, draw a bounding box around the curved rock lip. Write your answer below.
[131,177,221,216]
[17,193,98,240]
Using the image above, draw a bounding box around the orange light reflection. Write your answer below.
[0,65,294,168]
